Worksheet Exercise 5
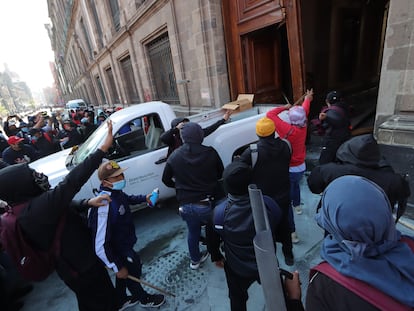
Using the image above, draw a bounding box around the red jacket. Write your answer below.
[266,97,311,167]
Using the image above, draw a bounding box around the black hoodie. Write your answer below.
[308,134,410,208]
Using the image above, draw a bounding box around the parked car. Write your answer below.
[29,101,274,210]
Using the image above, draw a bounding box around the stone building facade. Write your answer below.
[376,0,414,205]
[48,0,414,204]
[48,0,229,115]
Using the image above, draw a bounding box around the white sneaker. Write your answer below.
[291,232,300,244]
[294,205,303,215]
[190,251,209,269]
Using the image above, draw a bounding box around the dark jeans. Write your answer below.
[288,171,304,233]
[179,202,213,262]
[224,262,259,311]
[115,250,148,305]
[62,263,116,311]
[274,198,293,258]
[289,171,304,207]
[288,203,295,233]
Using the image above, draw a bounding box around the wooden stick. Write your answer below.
[281,92,291,106]
[127,275,176,297]
[293,93,307,106]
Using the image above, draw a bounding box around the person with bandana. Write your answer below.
[304,175,414,310]
[266,89,314,243]
[88,160,165,310]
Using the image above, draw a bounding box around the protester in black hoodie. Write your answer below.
[162,122,224,269]
[238,117,293,265]
[308,134,410,220]
[160,110,232,158]
[318,91,352,164]
[0,121,117,311]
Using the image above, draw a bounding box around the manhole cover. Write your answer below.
[142,250,208,310]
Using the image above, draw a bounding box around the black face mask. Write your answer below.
[32,171,51,191]
[17,142,24,148]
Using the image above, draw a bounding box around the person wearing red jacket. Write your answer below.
[266,89,313,243]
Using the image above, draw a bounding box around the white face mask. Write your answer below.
[111,179,126,190]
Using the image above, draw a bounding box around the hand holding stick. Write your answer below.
[127,275,176,297]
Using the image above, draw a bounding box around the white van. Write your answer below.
[65,99,87,111]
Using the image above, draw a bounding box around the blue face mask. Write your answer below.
[111,179,126,190]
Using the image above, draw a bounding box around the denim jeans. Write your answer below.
[179,203,213,262]
[289,171,304,233]
[289,171,304,207]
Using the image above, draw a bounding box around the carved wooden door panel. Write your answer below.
[242,26,283,104]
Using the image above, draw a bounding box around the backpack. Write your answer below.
[310,236,414,311]
[0,202,66,281]
[214,195,281,233]
[249,132,292,167]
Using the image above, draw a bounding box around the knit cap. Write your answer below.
[223,161,252,195]
[256,117,275,137]
[180,122,204,144]
[288,106,307,127]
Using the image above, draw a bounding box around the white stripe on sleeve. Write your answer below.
[94,204,118,272]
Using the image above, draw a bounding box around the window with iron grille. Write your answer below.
[80,18,93,60]
[95,75,107,105]
[105,67,120,105]
[88,0,103,49]
[147,33,179,105]
[120,55,140,104]
[108,0,120,32]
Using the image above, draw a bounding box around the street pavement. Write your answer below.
[17,158,414,311]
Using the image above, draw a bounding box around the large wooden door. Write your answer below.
[222,0,304,104]
[242,26,283,104]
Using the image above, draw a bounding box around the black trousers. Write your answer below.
[62,263,116,311]
[115,250,148,305]
[224,263,259,311]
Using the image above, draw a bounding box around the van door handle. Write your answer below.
[155,157,167,165]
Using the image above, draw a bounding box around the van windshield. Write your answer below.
[66,103,81,109]
[73,122,107,165]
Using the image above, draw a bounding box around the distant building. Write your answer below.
[0,64,33,115]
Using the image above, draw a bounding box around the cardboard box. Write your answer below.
[222,94,254,112]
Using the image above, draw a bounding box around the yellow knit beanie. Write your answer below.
[256,117,275,137]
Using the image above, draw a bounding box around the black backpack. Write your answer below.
[0,202,65,281]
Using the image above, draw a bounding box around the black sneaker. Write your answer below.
[139,294,166,308]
